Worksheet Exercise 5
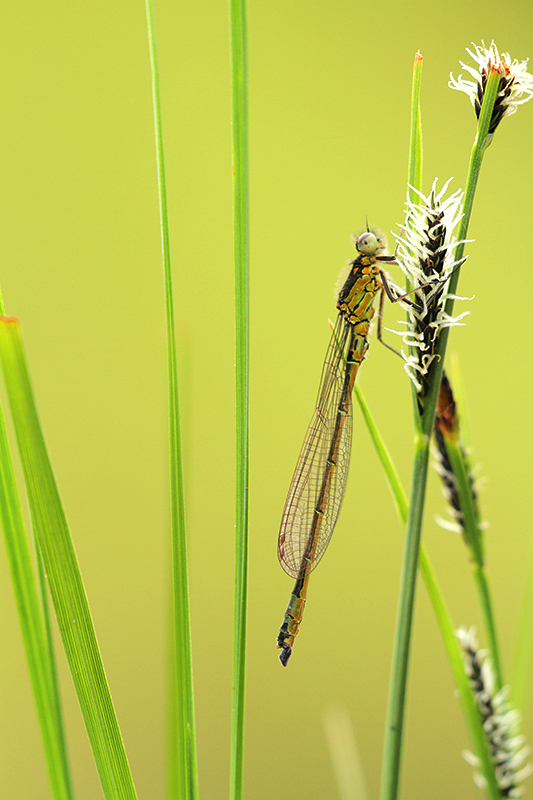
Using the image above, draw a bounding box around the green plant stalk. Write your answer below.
[418,548,501,800]
[474,564,502,685]
[0,272,72,799]
[421,68,501,421]
[380,432,430,800]
[446,360,506,698]
[404,52,423,307]
[229,1,249,798]
[144,3,198,799]
[0,318,137,800]
[512,535,533,723]
[354,384,501,799]
[407,52,423,205]
[443,437,503,690]
[380,68,501,800]
[442,438,483,565]
[32,422,70,787]
[404,53,424,426]
[36,545,74,798]
[380,51,425,800]
[0,393,73,800]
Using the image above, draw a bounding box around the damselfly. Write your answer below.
[276,229,398,666]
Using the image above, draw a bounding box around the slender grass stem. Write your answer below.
[354,384,501,799]
[439,423,503,690]
[404,53,424,427]
[228,1,249,798]
[407,52,423,204]
[418,549,501,800]
[512,536,533,722]
[36,547,73,796]
[380,434,430,800]
[473,564,503,689]
[422,68,501,420]
[380,66,501,800]
[0,275,72,797]
[380,52,425,800]
[0,395,73,800]
[0,318,138,800]
[144,4,198,799]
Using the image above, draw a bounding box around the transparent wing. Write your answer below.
[278,315,354,578]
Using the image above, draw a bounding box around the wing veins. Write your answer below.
[278,315,355,578]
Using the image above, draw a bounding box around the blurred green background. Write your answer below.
[1,1,533,798]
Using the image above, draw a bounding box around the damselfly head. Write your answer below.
[335,227,389,300]
[352,228,388,256]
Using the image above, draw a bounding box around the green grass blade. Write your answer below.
[380,62,502,800]
[512,538,533,723]
[0,241,72,799]
[229,0,249,798]
[380,53,426,800]
[407,51,423,200]
[353,384,408,522]
[0,395,73,800]
[404,52,423,307]
[439,430,503,690]
[421,68,500,426]
[0,317,137,800]
[144,3,198,799]
[418,552,501,800]
[36,543,71,778]
[439,363,503,689]
[354,384,501,799]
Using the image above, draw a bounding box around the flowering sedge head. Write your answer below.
[449,42,533,137]
[434,372,464,536]
[433,371,484,554]
[456,627,532,798]
[392,179,468,398]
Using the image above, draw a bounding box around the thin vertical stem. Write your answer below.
[512,535,533,722]
[144,3,198,799]
[380,433,430,800]
[380,53,425,800]
[422,68,501,419]
[439,423,503,690]
[229,0,249,799]
[405,52,424,423]
[354,383,501,799]
[473,565,503,689]
[380,67,501,800]
[407,52,423,202]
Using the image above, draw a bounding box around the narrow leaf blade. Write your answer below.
[0,394,73,800]
[0,317,137,800]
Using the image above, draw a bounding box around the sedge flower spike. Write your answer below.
[432,371,487,563]
[449,42,533,135]
[456,628,532,798]
[433,371,481,539]
[392,179,469,398]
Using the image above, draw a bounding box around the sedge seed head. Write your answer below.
[456,627,532,798]
[392,179,469,396]
[449,41,533,135]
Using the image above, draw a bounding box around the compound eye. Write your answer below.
[356,231,378,254]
